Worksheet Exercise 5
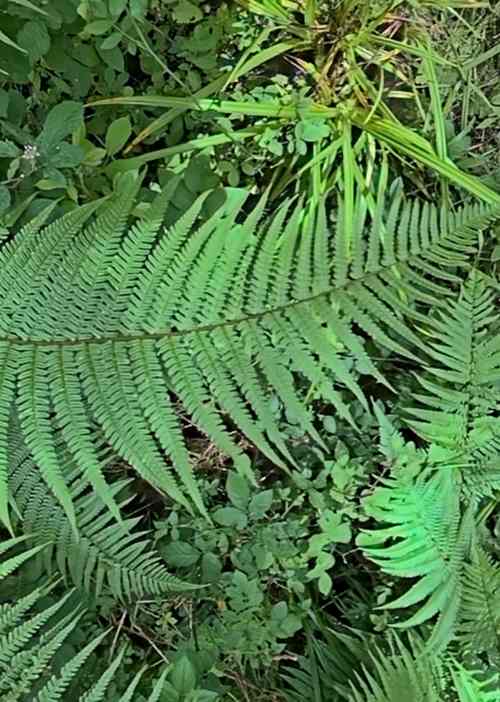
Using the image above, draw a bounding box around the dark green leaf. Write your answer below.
[37,101,84,153]
[17,21,50,63]
[161,541,200,567]
[201,553,222,582]
[249,490,273,519]
[109,0,128,15]
[213,507,248,528]
[0,186,10,213]
[48,143,84,169]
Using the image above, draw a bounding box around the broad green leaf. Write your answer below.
[201,553,222,582]
[49,143,84,168]
[249,490,273,518]
[105,116,132,157]
[109,0,128,15]
[17,20,50,63]
[170,655,197,696]
[226,471,250,510]
[0,141,21,158]
[85,20,115,35]
[173,0,203,23]
[161,541,200,568]
[37,101,84,153]
[213,506,248,528]
[100,32,121,50]
[296,119,330,142]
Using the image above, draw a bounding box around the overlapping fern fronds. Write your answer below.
[459,547,500,660]
[406,271,500,494]
[8,419,192,599]
[0,538,173,701]
[0,170,498,530]
[283,628,500,702]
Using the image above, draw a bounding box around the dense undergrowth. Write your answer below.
[1,1,500,700]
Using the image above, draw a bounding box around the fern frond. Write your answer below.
[458,547,500,659]
[451,664,500,702]
[0,172,498,524]
[348,633,441,702]
[283,628,499,702]
[9,429,193,599]
[357,467,469,650]
[0,538,178,701]
[282,625,373,701]
[406,271,500,495]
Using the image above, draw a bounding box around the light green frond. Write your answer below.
[144,668,169,702]
[357,468,468,650]
[0,539,173,701]
[452,665,500,702]
[348,634,441,702]
[77,647,127,702]
[35,630,110,702]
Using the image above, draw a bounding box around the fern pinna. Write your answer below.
[0,170,498,530]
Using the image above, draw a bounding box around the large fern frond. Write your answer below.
[282,625,373,701]
[347,634,499,702]
[0,538,108,701]
[348,633,442,702]
[405,271,500,495]
[0,171,498,526]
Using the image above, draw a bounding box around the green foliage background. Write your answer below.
[1,0,500,700]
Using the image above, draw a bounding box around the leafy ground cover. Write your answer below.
[1,1,500,700]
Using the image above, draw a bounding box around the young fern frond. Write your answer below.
[8,423,193,599]
[0,170,498,527]
[357,465,470,651]
[406,271,500,495]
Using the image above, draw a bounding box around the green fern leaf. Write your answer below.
[0,173,498,526]
[406,271,500,494]
[358,465,469,650]
[9,427,194,599]
[459,547,500,659]
[0,539,175,700]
